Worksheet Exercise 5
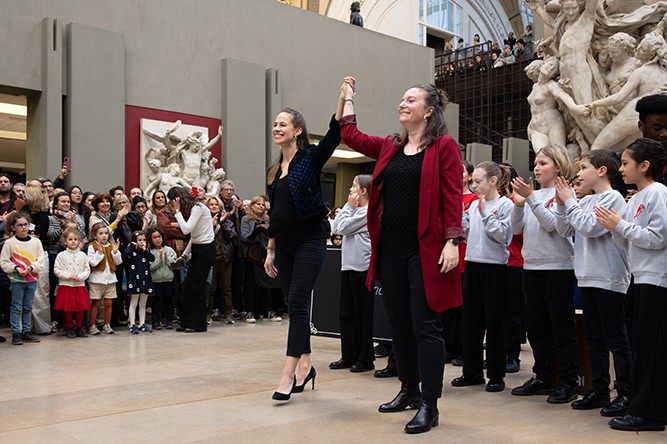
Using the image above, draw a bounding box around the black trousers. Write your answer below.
[151,282,173,324]
[463,262,508,381]
[581,287,632,396]
[380,246,445,401]
[181,243,215,330]
[275,238,326,358]
[243,259,269,315]
[506,266,526,360]
[441,273,463,360]
[523,269,578,387]
[628,284,667,423]
[339,270,374,364]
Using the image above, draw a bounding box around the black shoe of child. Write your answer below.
[67,328,76,338]
[21,332,41,343]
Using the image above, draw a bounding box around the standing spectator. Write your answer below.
[147,227,176,330]
[13,183,26,201]
[67,185,91,235]
[0,212,45,345]
[169,186,215,332]
[87,223,122,335]
[124,230,155,334]
[0,174,16,227]
[240,196,271,323]
[218,180,245,316]
[22,186,51,333]
[514,39,534,62]
[522,24,534,52]
[53,228,90,338]
[207,196,236,324]
[39,178,55,205]
[504,31,517,49]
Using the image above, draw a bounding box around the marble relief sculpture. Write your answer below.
[141,119,225,198]
[524,0,667,157]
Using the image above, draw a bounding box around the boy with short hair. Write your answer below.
[554,149,633,417]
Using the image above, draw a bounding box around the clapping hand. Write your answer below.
[112,239,120,253]
[596,206,622,232]
[511,177,534,199]
[477,194,486,213]
[554,176,575,205]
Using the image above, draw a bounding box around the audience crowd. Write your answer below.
[439,26,537,75]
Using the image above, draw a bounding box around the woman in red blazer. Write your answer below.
[337,77,463,434]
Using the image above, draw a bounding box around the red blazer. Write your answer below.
[339,115,464,312]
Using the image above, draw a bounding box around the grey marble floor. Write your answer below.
[0,319,662,443]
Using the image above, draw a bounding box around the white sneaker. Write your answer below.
[89,324,101,335]
[102,324,115,334]
[245,312,256,324]
[268,312,282,322]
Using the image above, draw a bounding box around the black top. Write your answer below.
[381,148,425,249]
[270,176,326,247]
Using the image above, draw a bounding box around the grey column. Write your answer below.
[221,58,267,198]
[65,23,125,191]
[26,17,63,181]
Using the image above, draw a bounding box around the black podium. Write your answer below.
[311,248,392,341]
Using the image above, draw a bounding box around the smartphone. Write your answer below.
[63,156,72,172]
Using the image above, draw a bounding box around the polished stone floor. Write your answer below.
[0,319,662,444]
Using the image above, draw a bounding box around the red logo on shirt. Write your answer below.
[633,204,645,220]
[544,198,555,209]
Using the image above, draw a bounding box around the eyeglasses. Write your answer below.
[15,223,29,228]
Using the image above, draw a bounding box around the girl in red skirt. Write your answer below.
[54,228,91,338]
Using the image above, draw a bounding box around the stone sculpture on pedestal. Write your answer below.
[141,120,226,198]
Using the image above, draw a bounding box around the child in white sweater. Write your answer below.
[53,228,91,338]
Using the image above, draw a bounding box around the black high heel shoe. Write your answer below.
[272,376,296,402]
[292,366,317,393]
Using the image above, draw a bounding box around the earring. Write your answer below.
[424,116,428,123]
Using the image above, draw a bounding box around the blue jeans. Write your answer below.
[10,281,37,334]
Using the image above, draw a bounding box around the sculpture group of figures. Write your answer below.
[142,121,226,199]
[525,0,667,159]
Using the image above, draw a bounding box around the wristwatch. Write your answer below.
[447,238,460,246]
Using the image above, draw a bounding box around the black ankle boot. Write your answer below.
[405,399,439,434]
[378,386,421,413]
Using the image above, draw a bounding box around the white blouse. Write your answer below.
[175,203,214,245]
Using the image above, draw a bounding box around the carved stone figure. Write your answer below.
[205,168,226,197]
[523,0,667,154]
[144,163,193,197]
[141,120,224,198]
[586,31,667,151]
[525,58,587,152]
[604,32,637,97]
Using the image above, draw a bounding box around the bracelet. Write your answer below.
[344,98,354,104]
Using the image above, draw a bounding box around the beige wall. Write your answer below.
[0,0,434,196]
